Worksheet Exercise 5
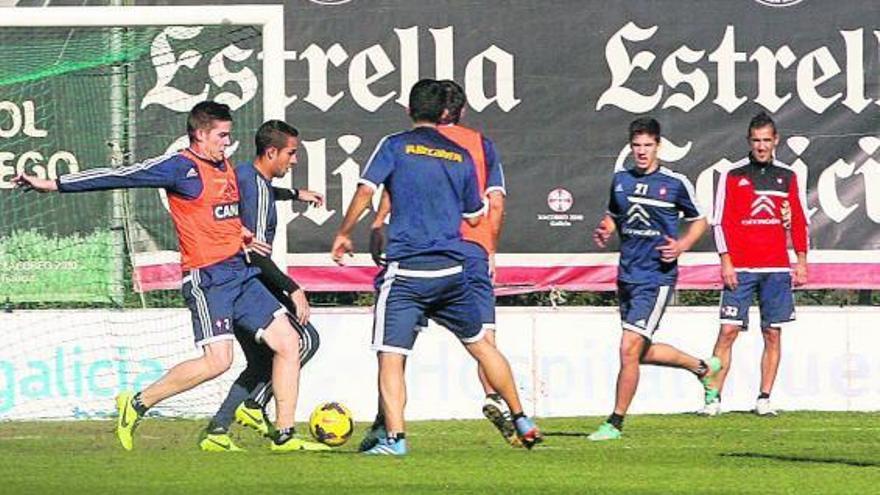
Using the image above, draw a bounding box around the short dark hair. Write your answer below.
[629,117,661,142]
[748,111,777,137]
[187,101,233,142]
[438,79,466,124]
[255,120,299,156]
[408,79,445,123]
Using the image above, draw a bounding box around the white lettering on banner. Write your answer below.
[596,22,662,112]
[139,25,517,143]
[290,44,348,111]
[856,137,880,222]
[0,99,79,189]
[818,159,859,223]
[598,23,880,114]
[0,100,47,138]
[348,45,396,112]
[750,44,795,112]
[141,27,210,111]
[208,44,258,110]
[142,27,257,112]
[661,45,709,112]
[286,26,519,113]
[2,308,880,420]
[287,136,383,226]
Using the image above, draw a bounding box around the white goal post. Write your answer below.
[0,5,290,295]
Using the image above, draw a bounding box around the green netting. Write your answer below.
[0,24,263,306]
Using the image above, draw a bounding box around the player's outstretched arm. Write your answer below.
[17,154,184,194]
[12,174,58,193]
[296,189,324,207]
[271,187,325,208]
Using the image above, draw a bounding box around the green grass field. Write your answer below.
[0,412,877,494]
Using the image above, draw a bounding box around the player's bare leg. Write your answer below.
[709,324,741,393]
[464,337,541,448]
[642,341,723,412]
[756,326,781,416]
[477,329,498,394]
[588,330,644,441]
[475,329,520,447]
[115,340,234,450]
[378,352,407,436]
[614,330,647,416]
[260,316,327,451]
[260,316,301,430]
[362,352,409,455]
[640,343,702,370]
[140,340,234,408]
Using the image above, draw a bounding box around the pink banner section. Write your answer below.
[133,262,880,293]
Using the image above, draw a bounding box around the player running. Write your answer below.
[199,120,326,452]
[361,79,518,449]
[701,111,809,417]
[331,79,541,456]
[588,117,720,441]
[14,102,309,452]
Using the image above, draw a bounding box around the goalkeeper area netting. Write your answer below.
[0,6,287,420]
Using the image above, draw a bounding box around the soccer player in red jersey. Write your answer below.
[701,112,809,417]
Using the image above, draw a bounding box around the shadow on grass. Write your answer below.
[722,452,880,468]
[543,431,590,438]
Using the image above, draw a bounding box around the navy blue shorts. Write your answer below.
[413,247,495,332]
[181,257,285,347]
[617,281,674,340]
[464,250,496,328]
[719,271,795,330]
[372,261,483,355]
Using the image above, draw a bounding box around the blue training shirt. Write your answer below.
[607,165,704,285]
[235,162,277,245]
[359,126,484,265]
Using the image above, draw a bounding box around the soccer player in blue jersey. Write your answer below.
[199,120,326,452]
[587,117,720,441]
[13,102,309,452]
[361,80,519,449]
[331,79,541,455]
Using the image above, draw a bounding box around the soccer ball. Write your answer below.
[308,402,354,446]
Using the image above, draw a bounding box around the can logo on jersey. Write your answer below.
[213,202,240,220]
[547,188,573,213]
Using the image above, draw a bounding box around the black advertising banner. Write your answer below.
[35,0,880,291]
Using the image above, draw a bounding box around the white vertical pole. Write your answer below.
[260,10,292,277]
[109,0,127,307]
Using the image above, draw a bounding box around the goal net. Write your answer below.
[0,5,286,420]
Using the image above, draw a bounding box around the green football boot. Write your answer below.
[199,431,244,452]
[587,422,622,441]
[235,402,272,437]
[701,356,723,404]
[114,391,143,451]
